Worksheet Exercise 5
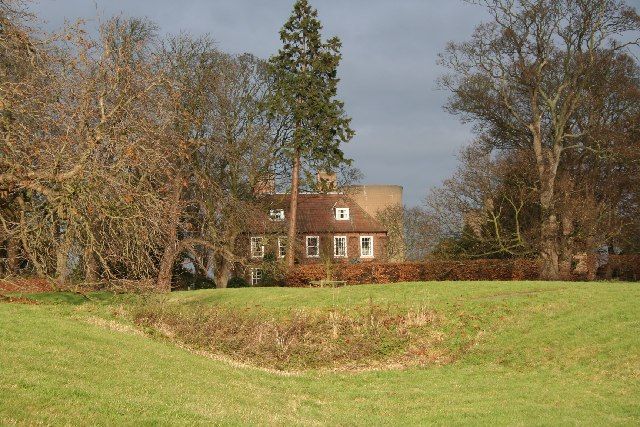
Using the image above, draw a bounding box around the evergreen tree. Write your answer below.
[268,0,354,267]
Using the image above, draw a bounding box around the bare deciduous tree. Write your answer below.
[440,0,640,279]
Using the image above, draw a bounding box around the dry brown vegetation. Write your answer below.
[0,0,363,291]
[0,2,294,290]
[128,299,495,371]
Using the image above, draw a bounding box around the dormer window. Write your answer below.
[335,207,350,221]
[269,209,285,221]
[250,237,265,258]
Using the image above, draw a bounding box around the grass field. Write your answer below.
[1,281,639,425]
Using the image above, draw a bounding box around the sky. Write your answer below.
[26,0,640,206]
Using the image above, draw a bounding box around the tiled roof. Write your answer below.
[249,193,387,234]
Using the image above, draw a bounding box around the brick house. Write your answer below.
[240,192,390,285]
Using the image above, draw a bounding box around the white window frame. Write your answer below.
[250,236,264,259]
[269,209,285,221]
[360,236,374,258]
[335,207,350,221]
[277,237,287,259]
[333,236,347,258]
[250,268,263,286]
[306,236,320,258]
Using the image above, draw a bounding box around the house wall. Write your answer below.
[240,232,387,264]
[299,232,388,264]
[238,232,388,284]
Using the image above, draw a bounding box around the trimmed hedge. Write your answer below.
[285,259,540,287]
[285,255,640,287]
[600,255,640,281]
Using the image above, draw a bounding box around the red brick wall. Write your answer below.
[239,232,388,265]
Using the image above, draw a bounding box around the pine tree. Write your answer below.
[268,0,354,268]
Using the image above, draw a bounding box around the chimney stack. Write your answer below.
[254,176,275,195]
[317,170,337,192]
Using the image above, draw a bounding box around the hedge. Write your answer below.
[285,259,540,287]
[285,255,640,287]
[600,255,640,281]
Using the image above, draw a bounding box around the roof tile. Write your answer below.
[250,193,387,234]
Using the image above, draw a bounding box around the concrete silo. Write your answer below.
[345,185,403,218]
[346,185,404,261]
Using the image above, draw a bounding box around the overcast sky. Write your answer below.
[26,0,640,206]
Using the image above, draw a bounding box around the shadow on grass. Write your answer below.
[5,291,118,305]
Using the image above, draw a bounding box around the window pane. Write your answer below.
[251,268,262,286]
[335,208,350,220]
[269,209,285,221]
[360,237,373,257]
[306,236,319,257]
[251,237,264,258]
[334,236,346,257]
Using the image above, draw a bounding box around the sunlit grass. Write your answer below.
[1,281,639,425]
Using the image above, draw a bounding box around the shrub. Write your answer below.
[172,268,216,291]
[257,254,286,287]
[227,276,250,288]
[600,255,640,281]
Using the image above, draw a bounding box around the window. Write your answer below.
[250,236,264,258]
[334,236,347,258]
[335,207,350,220]
[269,209,285,221]
[251,268,263,286]
[278,237,287,259]
[360,236,373,258]
[306,236,320,258]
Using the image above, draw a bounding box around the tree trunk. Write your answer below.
[537,170,564,281]
[16,195,45,277]
[84,246,98,284]
[558,249,573,280]
[6,236,20,275]
[285,150,301,268]
[156,178,183,292]
[214,255,231,289]
[539,178,561,280]
[558,208,575,280]
[157,247,176,293]
[55,233,71,286]
[539,215,560,280]
[530,116,562,281]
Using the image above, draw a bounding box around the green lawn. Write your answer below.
[1,281,639,425]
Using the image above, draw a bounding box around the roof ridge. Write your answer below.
[340,194,386,231]
[250,192,388,234]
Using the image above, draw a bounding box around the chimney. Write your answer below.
[254,176,275,195]
[317,170,337,192]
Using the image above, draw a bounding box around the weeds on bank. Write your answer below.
[128,298,503,371]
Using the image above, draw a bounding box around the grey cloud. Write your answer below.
[26,0,640,205]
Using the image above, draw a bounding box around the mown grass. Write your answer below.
[1,281,639,425]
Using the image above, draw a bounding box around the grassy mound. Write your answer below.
[131,301,453,370]
[1,281,639,424]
